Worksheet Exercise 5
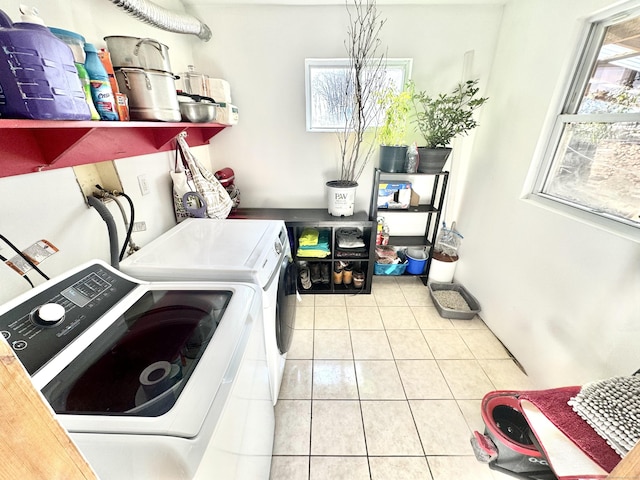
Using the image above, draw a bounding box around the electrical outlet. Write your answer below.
[132,221,147,232]
[137,174,150,196]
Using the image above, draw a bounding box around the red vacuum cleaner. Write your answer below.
[471,391,557,480]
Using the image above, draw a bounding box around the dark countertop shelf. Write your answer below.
[230,208,372,224]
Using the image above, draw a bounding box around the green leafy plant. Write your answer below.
[412,79,488,148]
[377,82,413,146]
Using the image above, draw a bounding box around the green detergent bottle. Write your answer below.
[76,62,100,120]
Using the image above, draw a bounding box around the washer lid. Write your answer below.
[40,280,263,439]
[120,218,286,286]
[41,289,233,419]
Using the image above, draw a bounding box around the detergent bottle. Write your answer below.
[0,6,90,119]
[84,42,119,120]
[49,27,100,120]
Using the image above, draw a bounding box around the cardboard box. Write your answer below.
[410,189,420,207]
[378,181,411,209]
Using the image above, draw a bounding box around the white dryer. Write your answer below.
[120,218,297,404]
[0,260,273,479]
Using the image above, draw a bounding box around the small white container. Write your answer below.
[207,78,232,103]
[428,257,458,283]
[216,102,238,125]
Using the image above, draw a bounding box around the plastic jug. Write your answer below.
[76,62,100,120]
[49,27,100,120]
[84,43,118,121]
[0,7,90,120]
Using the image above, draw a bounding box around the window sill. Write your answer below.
[523,193,640,244]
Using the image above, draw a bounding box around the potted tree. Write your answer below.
[412,79,488,173]
[376,83,413,173]
[327,0,387,216]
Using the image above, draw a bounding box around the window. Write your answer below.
[305,58,412,132]
[533,8,640,229]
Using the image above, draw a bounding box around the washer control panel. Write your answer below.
[0,264,138,375]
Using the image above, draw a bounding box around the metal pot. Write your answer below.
[105,36,172,73]
[115,68,181,122]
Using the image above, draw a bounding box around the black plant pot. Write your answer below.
[379,145,408,173]
[417,147,452,174]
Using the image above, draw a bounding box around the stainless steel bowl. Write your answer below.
[179,101,217,123]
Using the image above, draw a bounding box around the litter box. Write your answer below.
[428,282,481,319]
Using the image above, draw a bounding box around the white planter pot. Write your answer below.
[428,256,458,283]
[326,180,357,217]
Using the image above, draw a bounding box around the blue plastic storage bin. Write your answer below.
[374,262,407,276]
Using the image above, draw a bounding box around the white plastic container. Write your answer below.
[428,257,458,283]
[326,181,357,216]
[216,102,238,125]
[207,78,232,103]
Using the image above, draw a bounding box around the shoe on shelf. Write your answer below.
[299,265,312,290]
[353,269,365,288]
[310,262,322,284]
[333,265,343,285]
[342,264,353,285]
[320,263,330,284]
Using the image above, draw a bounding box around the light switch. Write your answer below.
[138,174,150,196]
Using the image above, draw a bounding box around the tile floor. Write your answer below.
[269,275,538,480]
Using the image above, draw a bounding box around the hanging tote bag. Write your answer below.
[171,132,233,221]
[170,145,198,222]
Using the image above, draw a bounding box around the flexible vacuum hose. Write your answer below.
[107,0,212,41]
[87,196,120,269]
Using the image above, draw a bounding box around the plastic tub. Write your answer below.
[374,262,407,276]
[49,27,85,63]
[428,282,480,319]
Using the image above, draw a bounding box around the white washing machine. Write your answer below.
[0,260,273,480]
[120,218,297,405]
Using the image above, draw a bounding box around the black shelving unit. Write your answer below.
[229,208,376,294]
[369,169,449,283]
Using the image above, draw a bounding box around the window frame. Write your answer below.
[304,58,413,132]
[528,4,640,236]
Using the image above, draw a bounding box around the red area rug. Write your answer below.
[518,386,621,473]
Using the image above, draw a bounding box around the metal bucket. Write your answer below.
[115,68,181,122]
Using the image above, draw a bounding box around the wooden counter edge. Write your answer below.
[608,441,640,479]
[1,338,97,479]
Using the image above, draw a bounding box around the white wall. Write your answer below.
[0,0,211,303]
[0,0,502,301]
[186,3,502,213]
[456,0,640,387]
